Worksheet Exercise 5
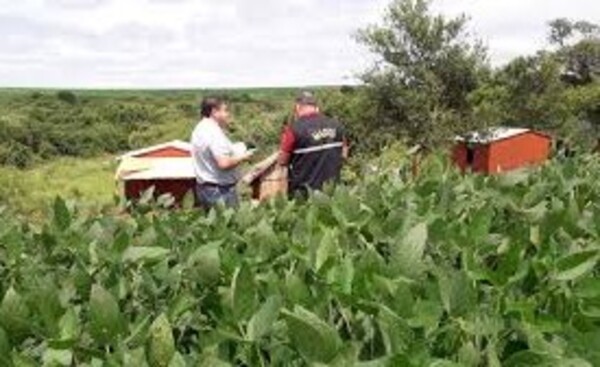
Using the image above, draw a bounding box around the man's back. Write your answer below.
[283,113,345,195]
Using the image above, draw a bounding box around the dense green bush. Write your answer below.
[56,90,78,105]
[0,156,599,365]
[0,90,293,168]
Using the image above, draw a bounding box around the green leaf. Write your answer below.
[122,246,170,264]
[503,350,553,367]
[574,278,600,299]
[438,269,476,316]
[579,299,600,318]
[316,229,337,271]
[168,353,186,367]
[285,272,311,306]
[377,305,412,354]
[0,287,31,344]
[458,342,480,366]
[10,353,36,367]
[123,348,148,367]
[0,327,12,367]
[408,300,443,334]
[247,296,281,341]
[282,306,341,364]
[146,314,175,367]
[187,242,221,286]
[48,308,79,349]
[31,279,64,337]
[89,285,123,345]
[53,197,71,231]
[42,349,72,367]
[469,206,493,240]
[125,315,152,348]
[554,250,599,281]
[231,265,257,321]
[393,222,428,279]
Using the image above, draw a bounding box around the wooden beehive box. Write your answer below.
[242,152,288,201]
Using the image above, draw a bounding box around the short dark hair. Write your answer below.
[295,91,318,106]
[200,97,226,118]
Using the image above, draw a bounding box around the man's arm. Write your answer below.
[209,133,254,170]
[215,151,253,170]
[278,125,295,166]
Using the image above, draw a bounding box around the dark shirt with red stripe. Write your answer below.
[280,113,346,196]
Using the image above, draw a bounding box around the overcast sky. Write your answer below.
[0,0,598,88]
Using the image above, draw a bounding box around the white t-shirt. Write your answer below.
[191,118,238,185]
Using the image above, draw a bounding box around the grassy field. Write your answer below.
[0,156,117,219]
[0,87,316,216]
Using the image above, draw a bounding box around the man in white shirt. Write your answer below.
[191,97,254,209]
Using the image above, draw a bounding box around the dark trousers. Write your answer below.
[195,183,239,210]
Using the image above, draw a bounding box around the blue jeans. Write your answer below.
[195,183,239,210]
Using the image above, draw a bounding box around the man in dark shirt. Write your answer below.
[278,91,349,198]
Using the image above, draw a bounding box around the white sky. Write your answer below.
[0,0,598,88]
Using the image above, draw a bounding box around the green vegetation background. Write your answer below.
[0,0,599,218]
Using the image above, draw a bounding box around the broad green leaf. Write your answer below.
[0,287,31,344]
[554,250,599,281]
[328,256,355,294]
[113,230,131,255]
[31,279,64,337]
[53,197,71,231]
[393,222,428,279]
[408,300,443,334]
[556,358,593,367]
[438,269,476,316]
[72,266,93,300]
[247,296,281,341]
[579,300,600,318]
[285,272,311,306]
[123,348,148,367]
[42,349,72,367]
[10,353,36,367]
[469,206,493,241]
[48,308,79,349]
[458,342,480,366]
[316,229,337,271]
[378,305,412,354]
[182,190,196,211]
[0,327,12,367]
[122,246,170,264]
[197,347,232,367]
[125,315,152,348]
[522,322,564,357]
[89,285,123,345]
[282,306,341,363]
[429,361,463,367]
[168,353,186,367]
[187,242,221,285]
[231,265,257,320]
[146,314,175,367]
[503,350,554,367]
[574,278,600,299]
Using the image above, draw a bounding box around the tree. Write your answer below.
[549,18,600,85]
[56,90,78,105]
[356,0,488,147]
[468,18,600,146]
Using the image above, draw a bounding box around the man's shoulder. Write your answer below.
[292,114,342,130]
[193,119,220,136]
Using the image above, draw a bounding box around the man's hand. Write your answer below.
[238,150,255,162]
